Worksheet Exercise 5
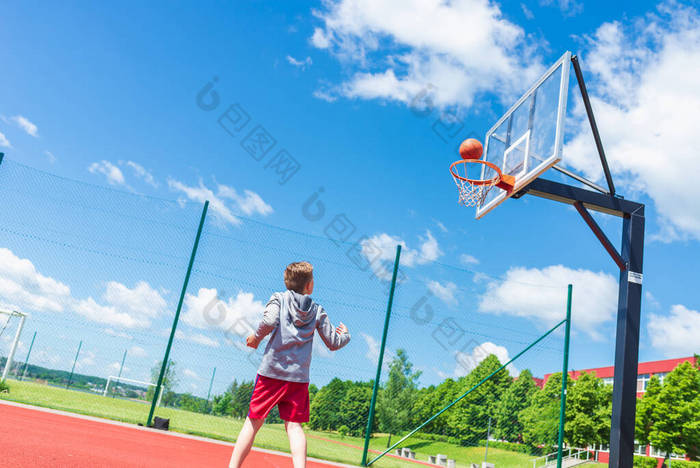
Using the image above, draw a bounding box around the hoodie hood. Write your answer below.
[256,289,351,383]
[288,290,316,327]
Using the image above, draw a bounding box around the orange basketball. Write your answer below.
[459,138,483,160]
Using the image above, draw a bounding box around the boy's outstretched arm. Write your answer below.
[247,295,280,349]
[316,309,351,351]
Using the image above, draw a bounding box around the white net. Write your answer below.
[450,160,500,207]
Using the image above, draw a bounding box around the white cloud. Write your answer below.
[77,350,96,370]
[427,280,458,306]
[0,247,71,313]
[11,115,38,137]
[361,332,379,362]
[182,288,264,336]
[433,219,448,233]
[311,27,331,48]
[183,368,200,380]
[0,131,10,148]
[105,281,167,319]
[645,291,661,309]
[539,0,582,17]
[123,161,158,187]
[88,160,126,186]
[75,297,139,328]
[108,361,130,374]
[129,345,147,357]
[168,179,272,227]
[44,151,56,163]
[217,184,274,217]
[361,230,442,279]
[360,332,393,368]
[479,265,618,339]
[0,248,168,330]
[313,88,338,102]
[310,0,544,108]
[520,3,534,19]
[34,349,61,367]
[75,281,168,329]
[286,55,313,70]
[565,4,700,240]
[459,254,479,265]
[104,328,133,339]
[175,329,221,348]
[169,178,238,225]
[648,304,700,357]
[454,341,517,377]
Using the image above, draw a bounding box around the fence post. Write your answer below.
[556,284,573,468]
[147,201,208,426]
[67,340,82,388]
[206,367,216,406]
[112,349,127,398]
[20,330,36,381]
[361,244,401,466]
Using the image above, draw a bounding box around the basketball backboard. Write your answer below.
[475,51,571,219]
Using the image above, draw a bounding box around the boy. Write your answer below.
[229,261,351,468]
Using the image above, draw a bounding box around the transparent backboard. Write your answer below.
[476,51,571,219]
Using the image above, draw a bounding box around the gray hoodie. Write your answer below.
[254,290,350,383]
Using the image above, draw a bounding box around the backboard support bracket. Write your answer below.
[571,55,616,196]
[552,164,609,195]
[573,201,626,271]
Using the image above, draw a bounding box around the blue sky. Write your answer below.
[0,0,698,397]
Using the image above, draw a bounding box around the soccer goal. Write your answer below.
[103,375,163,407]
[0,309,27,382]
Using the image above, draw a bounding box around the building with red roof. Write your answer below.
[542,356,697,466]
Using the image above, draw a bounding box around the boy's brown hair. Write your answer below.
[284,261,313,294]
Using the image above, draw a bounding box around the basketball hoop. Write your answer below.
[450,159,513,207]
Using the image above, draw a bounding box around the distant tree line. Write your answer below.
[10,348,696,460]
[193,351,697,461]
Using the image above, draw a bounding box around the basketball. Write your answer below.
[459,138,483,160]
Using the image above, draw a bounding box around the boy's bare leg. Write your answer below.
[284,421,307,468]
[229,417,265,468]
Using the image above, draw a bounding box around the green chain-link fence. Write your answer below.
[0,157,586,467]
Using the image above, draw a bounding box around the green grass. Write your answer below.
[1,379,553,467]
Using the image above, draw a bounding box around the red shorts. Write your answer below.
[248,374,310,423]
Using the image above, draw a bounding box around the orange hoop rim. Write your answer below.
[449,159,502,186]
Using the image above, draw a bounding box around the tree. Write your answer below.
[446,354,512,443]
[649,362,700,460]
[520,372,565,448]
[565,372,611,447]
[146,360,178,406]
[340,384,373,436]
[211,391,233,416]
[494,369,537,442]
[636,374,662,445]
[309,378,351,431]
[309,384,319,406]
[377,349,422,443]
[230,380,255,419]
[411,379,458,436]
[180,393,207,413]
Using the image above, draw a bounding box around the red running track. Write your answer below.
[0,401,351,468]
